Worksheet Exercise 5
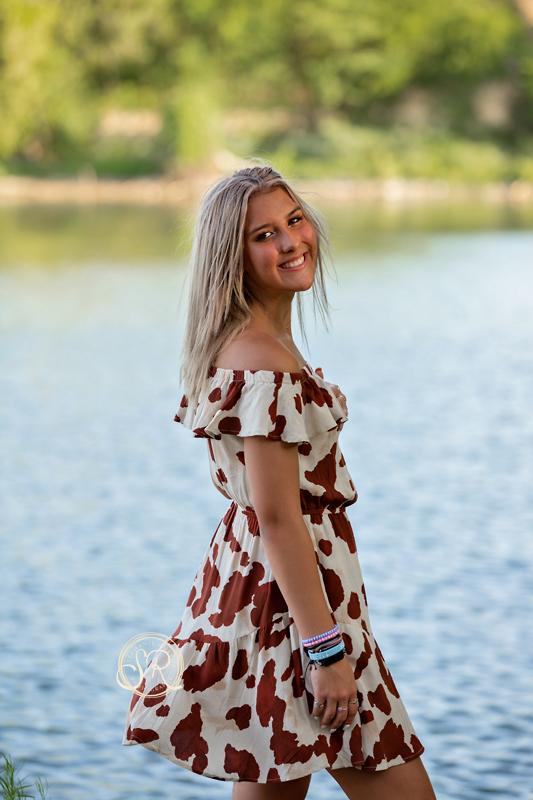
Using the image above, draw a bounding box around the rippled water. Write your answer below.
[1,204,532,799]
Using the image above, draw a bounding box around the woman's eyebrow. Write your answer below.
[248,206,301,236]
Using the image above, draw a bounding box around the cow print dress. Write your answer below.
[123,363,424,783]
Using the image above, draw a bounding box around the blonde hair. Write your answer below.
[180,164,331,403]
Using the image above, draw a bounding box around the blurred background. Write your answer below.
[1,2,533,800]
[2,0,533,181]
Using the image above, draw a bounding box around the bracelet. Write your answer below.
[308,641,346,661]
[306,633,343,654]
[302,624,339,648]
[305,648,346,679]
[302,640,346,681]
[312,649,346,667]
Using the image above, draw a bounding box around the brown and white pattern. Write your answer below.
[123,364,424,782]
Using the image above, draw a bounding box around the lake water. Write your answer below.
[1,202,532,800]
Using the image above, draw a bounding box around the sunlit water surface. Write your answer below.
[1,203,532,800]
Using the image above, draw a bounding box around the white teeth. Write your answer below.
[279,254,305,269]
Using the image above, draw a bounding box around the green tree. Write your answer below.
[1,0,533,172]
[214,0,531,131]
[0,0,90,161]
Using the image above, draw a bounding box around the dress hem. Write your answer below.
[123,736,425,783]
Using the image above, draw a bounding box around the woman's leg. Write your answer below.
[327,757,436,800]
[231,774,311,800]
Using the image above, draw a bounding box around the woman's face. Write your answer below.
[243,187,317,299]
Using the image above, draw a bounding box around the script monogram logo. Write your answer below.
[117,632,184,698]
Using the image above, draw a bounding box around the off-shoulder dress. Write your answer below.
[123,364,424,783]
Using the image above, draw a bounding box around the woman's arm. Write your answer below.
[244,436,334,640]
[244,434,359,732]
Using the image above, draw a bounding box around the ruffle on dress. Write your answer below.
[174,365,347,444]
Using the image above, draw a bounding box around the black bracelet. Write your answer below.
[303,647,346,682]
[311,648,345,667]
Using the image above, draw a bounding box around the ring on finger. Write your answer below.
[337,706,347,712]
[314,701,325,708]
[348,700,358,705]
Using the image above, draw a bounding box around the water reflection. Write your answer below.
[2,199,533,265]
[1,205,532,800]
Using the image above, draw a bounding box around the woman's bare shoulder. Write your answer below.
[214,330,302,373]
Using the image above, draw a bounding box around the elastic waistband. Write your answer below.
[231,502,347,520]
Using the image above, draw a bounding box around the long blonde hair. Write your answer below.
[180,165,332,403]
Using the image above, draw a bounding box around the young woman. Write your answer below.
[123,166,436,800]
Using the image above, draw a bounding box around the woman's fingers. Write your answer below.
[311,697,325,719]
[317,697,352,731]
[311,694,332,726]
[318,699,342,730]
[342,697,359,729]
[328,381,348,415]
[314,369,348,414]
[309,660,358,731]
[312,693,360,731]
[332,702,351,731]
[331,704,359,732]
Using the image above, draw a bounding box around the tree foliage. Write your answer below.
[1,0,532,173]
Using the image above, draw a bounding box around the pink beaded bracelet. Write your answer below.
[302,624,339,648]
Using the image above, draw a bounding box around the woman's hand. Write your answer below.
[309,656,360,732]
[315,367,348,417]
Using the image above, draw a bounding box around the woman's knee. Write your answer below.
[231,774,311,800]
[327,757,436,800]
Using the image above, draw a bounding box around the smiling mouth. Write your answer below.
[278,253,307,270]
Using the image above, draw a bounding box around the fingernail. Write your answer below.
[321,725,327,729]
[343,724,351,730]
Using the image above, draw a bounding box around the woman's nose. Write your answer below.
[278,228,299,252]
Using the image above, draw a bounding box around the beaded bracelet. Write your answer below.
[302,624,339,648]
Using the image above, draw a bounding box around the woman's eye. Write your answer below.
[255,217,302,241]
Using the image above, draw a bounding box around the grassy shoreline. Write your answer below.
[1,174,533,206]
